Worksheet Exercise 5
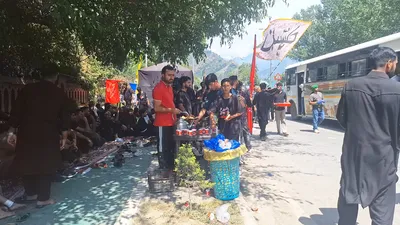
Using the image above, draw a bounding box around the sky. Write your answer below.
[209,0,321,59]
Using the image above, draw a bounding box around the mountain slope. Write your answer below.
[191,50,297,81]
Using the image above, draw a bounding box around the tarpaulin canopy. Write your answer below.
[139,63,194,106]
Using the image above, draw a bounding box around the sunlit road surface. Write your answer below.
[239,117,400,225]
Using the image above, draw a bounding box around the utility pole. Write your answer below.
[192,56,195,77]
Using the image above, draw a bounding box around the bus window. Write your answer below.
[327,65,338,80]
[309,69,317,82]
[317,67,327,81]
[286,74,292,85]
[347,62,352,77]
[290,73,296,85]
[338,63,346,78]
[351,59,366,77]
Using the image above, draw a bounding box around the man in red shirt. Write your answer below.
[153,65,181,169]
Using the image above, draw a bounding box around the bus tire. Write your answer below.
[289,100,298,120]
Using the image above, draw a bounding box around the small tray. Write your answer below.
[274,102,291,107]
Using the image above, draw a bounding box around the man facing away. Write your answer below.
[153,65,181,170]
[229,75,239,95]
[336,47,400,225]
[309,84,325,133]
[7,66,70,208]
[252,83,277,141]
[273,83,288,137]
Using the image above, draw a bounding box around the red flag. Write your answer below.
[247,34,257,134]
[250,34,256,97]
[105,80,120,104]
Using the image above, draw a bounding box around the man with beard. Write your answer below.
[153,65,181,170]
[176,76,193,115]
[7,66,70,208]
[336,47,400,225]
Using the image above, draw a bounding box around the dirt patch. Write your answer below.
[133,189,244,225]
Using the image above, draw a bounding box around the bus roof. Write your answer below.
[285,32,400,70]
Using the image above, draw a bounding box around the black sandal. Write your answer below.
[14,195,37,204]
[35,204,47,209]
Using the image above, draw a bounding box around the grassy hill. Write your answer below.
[190,50,297,81]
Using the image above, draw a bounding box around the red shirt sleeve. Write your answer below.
[152,85,163,101]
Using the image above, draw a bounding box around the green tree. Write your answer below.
[289,0,400,61]
[1,0,288,78]
[235,63,259,85]
[79,55,119,99]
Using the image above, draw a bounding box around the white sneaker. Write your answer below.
[314,129,320,134]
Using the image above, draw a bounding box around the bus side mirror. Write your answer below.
[287,87,290,91]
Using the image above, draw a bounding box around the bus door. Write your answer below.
[296,72,305,115]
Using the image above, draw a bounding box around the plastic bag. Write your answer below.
[203,134,240,152]
[218,139,232,150]
[215,204,230,224]
[115,138,124,143]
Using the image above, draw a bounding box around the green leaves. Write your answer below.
[175,144,207,187]
[1,0,285,79]
[234,63,259,86]
[289,0,400,61]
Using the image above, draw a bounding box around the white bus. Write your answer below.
[285,32,400,119]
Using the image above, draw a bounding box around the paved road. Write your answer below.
[239,118,400,225]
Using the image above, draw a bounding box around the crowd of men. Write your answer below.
[0,58,330,216]
[0,75,157,210]
[152,65,323,169]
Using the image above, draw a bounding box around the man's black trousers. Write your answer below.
[258,109,270,138]
[23,174,52,201]
[337,181,396,225]
[157,126,176,170]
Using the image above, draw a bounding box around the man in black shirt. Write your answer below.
[336,47,400,225]
[253,83,278,141]
[229,75,239,95]
[176,76,193,115]
[273,83,288,136]
[122,83,135,108]
[197,73,222,122]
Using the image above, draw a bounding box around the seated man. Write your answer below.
[136,109,156,137]
[0,129,16,179]
[60,130,81,163]
[81,106,97,132]
[119,108,136,137]
[71,109,103,147]
[98,111,119,142]
[0,194,25,211]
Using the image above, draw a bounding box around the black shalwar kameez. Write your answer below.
[10,80,70,201]
[252,88,278,138]
[336,71,400,225]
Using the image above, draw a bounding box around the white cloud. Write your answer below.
[209,0,321,59]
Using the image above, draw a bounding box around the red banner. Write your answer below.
[105,80,120,104]
[247,107,253,134]
[247,34,257,134]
